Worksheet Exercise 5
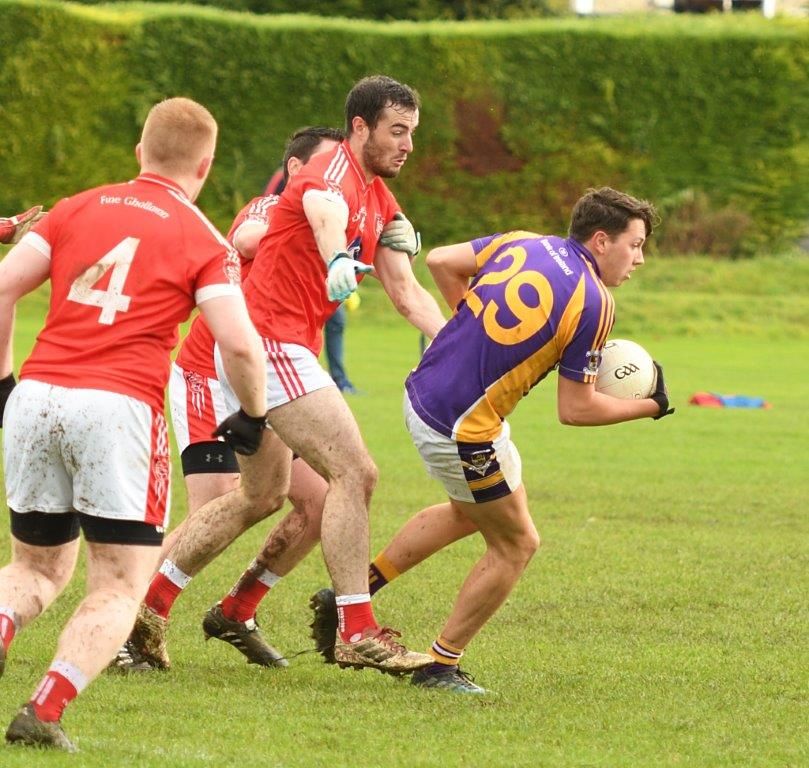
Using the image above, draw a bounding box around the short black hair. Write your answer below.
[282,126,344,181]
[345,75,420,135]
[569,187,659,241]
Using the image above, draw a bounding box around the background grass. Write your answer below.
[0,254,806,766]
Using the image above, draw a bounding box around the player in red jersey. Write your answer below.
[134,75,447,675]
[121,128,343,671]
[0,98,267,751]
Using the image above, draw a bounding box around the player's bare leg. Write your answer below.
[254,458,325,573]
[437,486,538,646]
[129,430,292,669]
[0,536,79,679]
[411,485,539,693]
[309,502,477,664]
[373,502,479,579]
[203,459,327,667]
[53,542,161,678]
[5,540,160,751]
[269,386,432,674]
[267,388,375,594]
[171,431,292,574]
[157,472,241,561]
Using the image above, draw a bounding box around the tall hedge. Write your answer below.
[1,1,806,253]
[63,0,568,21]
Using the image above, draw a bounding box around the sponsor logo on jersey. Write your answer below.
[124,197,170,219]
[541,237,574,276]
[375,213,384,237]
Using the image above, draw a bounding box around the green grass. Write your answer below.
[0,255,807,766]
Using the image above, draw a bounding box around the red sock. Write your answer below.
[336,596,378,643]
[221,566,278,622]
[30,666,84,722]
[0,611,16,653]
[144,573,183,619]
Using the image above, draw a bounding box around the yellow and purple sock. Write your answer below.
[368,552,400,597]
[427,635,464,673]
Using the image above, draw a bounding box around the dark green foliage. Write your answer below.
[0,1,806,254]
[60,0,567,21]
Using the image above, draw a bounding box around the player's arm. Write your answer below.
[556,373,666,426]
[302,192,349,265]
[199,294,266,419]
[425,241,478,311]
[0,242,51,377]
[302,191,368,302]
[374,244,446,340]
[231,221,268,261]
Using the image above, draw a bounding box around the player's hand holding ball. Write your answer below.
[326,250,373,302]
[650,361,675,420]
[380,212,421,258]
[213,409,267,455]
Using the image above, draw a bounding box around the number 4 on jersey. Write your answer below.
[68,237,139,325]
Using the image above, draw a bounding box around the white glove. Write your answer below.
[326,251,373,302]
[379,212,421,258]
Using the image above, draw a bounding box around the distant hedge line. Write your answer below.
[64,0,566,21]
[1,1,807,254]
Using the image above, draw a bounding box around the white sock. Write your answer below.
[158,559,192,589]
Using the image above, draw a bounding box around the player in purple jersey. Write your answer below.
[311,187,674,693]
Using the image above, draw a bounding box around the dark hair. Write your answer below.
[345,75,420,135]
[282,126,344,181]
[569,187,659,242]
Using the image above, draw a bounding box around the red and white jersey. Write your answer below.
[175,194,279,378]
[244,140,401,355]
[19,173,242,412]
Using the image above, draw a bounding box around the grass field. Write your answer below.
[0,255,807,766]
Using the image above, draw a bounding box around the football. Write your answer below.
[595,339,657,399]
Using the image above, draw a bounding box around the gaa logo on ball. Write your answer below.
[595,340,657,399]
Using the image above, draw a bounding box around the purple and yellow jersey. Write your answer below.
[405,231,615,442]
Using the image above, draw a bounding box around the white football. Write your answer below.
[595,339,657,399]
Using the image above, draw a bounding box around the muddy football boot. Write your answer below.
[106,639,158,673]
[128,604,171,670]
[411,665,487,694]
[334,626,433,676]
[5,704,77,752]
[202,603,288,668]
[309,588,338,664]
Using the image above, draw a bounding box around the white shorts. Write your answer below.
[403,392,522,503]
[3,380,170,525]
[168,363,231,454]
[215,338,335,416]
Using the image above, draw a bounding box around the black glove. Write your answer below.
[212,408,266,455]
[0,373,16,427]
[650,362,675,420]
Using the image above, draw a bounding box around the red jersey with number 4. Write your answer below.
[244,140,400,355]
[19,173,242,411]
[175,194,279,378]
